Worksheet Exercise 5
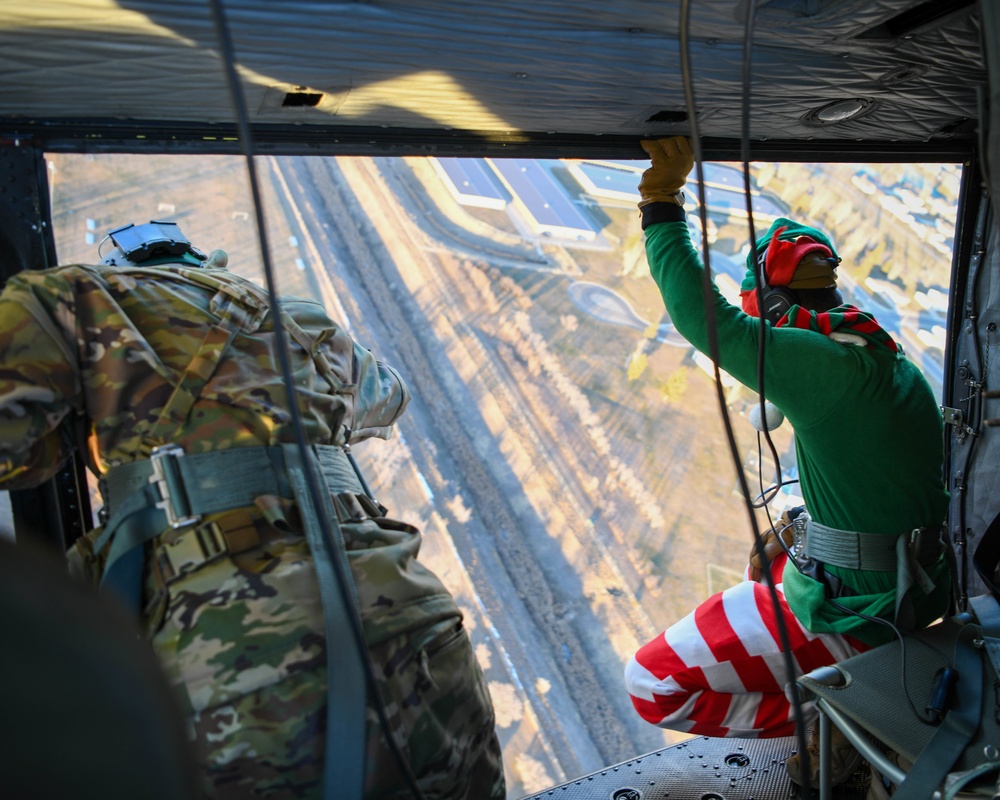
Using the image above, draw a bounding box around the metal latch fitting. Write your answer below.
[149,444,202,529]
[941,406,963,427]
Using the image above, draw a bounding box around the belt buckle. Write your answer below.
[791,514,809,559]
[157,522,227,585]
[149,444,202,529]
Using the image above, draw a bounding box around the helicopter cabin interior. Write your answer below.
[0,1,998,799]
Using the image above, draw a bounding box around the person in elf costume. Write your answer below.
[623,137,950,786]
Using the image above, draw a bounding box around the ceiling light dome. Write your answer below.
[803,98,877,126]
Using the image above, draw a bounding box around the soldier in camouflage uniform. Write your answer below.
[0,224,505,799]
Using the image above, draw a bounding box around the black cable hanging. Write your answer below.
[678,0,813,788]
[207,2,427,798]
[740,2,786,515]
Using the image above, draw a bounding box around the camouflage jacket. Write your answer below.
[0,259,409,490]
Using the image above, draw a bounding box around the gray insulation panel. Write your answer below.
[0,1,984,145]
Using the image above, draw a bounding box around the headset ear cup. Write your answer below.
[762,286,797,325]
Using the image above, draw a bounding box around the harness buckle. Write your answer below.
[156,521,227,585]
[149,444,202,529]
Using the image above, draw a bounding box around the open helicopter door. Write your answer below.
[514,156,990,800]
[793,161,1000,792]
[519,5,1000,798]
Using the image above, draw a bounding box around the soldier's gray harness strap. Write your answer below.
[97,443,367,557]
[97,442,369,800]
[90,267,369,800]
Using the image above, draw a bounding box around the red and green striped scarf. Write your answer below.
[776,303,899,354]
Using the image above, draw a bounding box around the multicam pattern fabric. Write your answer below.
[0,261,408,486]
[1,259,504,798]
[131,508,502,800]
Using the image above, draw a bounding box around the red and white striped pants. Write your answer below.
[625,553,870,738]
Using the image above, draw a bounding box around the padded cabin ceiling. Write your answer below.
[0,0,985,150]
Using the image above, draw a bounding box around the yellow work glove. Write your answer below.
[637,137,694,208]
[747,508,800,582]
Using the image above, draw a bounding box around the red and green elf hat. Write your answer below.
[739,217,841,316]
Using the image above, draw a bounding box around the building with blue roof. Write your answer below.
[431,157,509,210]
[486,158,598,242]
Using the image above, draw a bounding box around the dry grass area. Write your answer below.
[409,157,795,631]
[48,152,313,298]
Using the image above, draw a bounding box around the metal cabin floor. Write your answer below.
[521,735,872,800]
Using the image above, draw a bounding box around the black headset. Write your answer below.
[756,247,799,326]
[761,284,799,326]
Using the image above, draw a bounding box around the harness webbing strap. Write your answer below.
[97,445,363,605]
[143,322,240,446]
[97,446,288,613]
[103,445,291,516]
[282,443,367,800]
[805,521,941,572]
[969,594,1000,690]
[98,485,168,613]
[805,520,943,630]
[891,623,984,800]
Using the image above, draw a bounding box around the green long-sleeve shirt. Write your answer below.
[645,218,950,645]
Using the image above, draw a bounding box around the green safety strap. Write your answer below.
[282,443,367,800]
[805,522,903,571]
[891,623,984,800]
[894,531,940,632]
[97,446,287,612]
[97,485,168,614]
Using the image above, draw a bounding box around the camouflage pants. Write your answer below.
[78,504,505,799]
